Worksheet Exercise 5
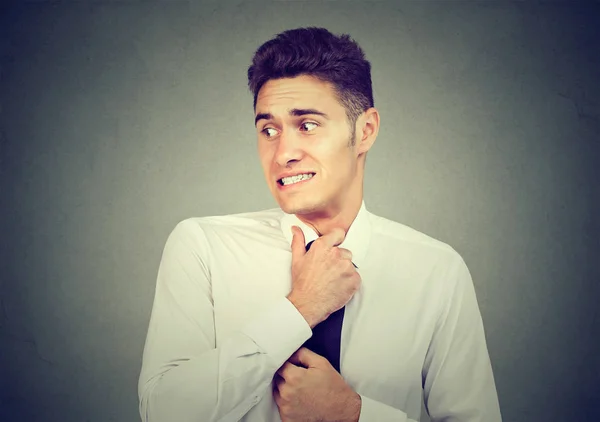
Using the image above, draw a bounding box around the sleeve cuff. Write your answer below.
[358,395,408,422]
[240,296,312,369]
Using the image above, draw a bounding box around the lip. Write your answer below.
[276,173,316,190]
[276,171,316,181]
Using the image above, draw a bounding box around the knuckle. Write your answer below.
[344,261,355,273]
[280,386,292,401]
[281,403,292,415]
[286,372,298,383]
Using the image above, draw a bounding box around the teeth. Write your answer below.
[281,173,314,186]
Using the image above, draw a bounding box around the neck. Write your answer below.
[294,158,365,237]
[295,194,363,238]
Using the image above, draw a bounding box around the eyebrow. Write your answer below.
[254,108,329,126]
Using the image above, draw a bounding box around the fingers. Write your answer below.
[320,227,346,248]
[336,247,353,262]
[277,361,305,380]
[292,226,351,260]
[290,226,306,260]
[272,374,284,402]
[273,373,284,390]
[310,245,353,263]
[287,349,303,367]
[288,347,326,369]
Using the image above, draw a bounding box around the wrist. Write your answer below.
[286,292,324,328]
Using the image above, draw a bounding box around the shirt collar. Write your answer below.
[279,200,372,269]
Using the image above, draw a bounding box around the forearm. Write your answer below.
[139,297,312,422]
[140,336,272,422]
[422,255,502,421]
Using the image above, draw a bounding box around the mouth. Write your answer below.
[277,172,316,189]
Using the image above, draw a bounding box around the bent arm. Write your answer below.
[354,255,501,421]
[422,255,502,421]
[138,220,311,422]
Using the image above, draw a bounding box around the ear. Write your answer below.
[356,107,380,155]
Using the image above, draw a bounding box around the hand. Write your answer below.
[287,226,361,328]
[273,347,361,422]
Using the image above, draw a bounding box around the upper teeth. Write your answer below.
[281,173,314,185]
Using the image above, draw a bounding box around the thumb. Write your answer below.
[290,226,306,260]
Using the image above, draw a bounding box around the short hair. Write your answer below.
[247,27,374,142]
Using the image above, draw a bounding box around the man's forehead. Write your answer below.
[255,76,339,115]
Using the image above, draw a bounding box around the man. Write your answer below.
[138,27,502,422]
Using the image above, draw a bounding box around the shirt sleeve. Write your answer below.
[137,219,312,422]
[357,395,418,421]
[421,254,503,421]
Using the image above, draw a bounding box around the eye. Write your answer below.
[299,121,318,132]
[262,127,279,138]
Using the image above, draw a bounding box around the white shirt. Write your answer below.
[138,200,502,422]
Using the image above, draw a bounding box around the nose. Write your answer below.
[274,129,303,167]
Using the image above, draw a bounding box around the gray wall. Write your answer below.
[1,2,598,421]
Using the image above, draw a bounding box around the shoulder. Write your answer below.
[169,207,285,242]
[368,212,465,267]
[368,212,474,310]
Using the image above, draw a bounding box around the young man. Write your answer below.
[138,27,502,422]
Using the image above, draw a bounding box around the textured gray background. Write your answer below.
[1,1,598,422]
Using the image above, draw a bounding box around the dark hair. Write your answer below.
[247,27,374,142]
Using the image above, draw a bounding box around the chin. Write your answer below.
[277,200,302,215]
[277,198,323,216]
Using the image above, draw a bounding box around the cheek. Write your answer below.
[257,148,272,170]
[318,148,354,177]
